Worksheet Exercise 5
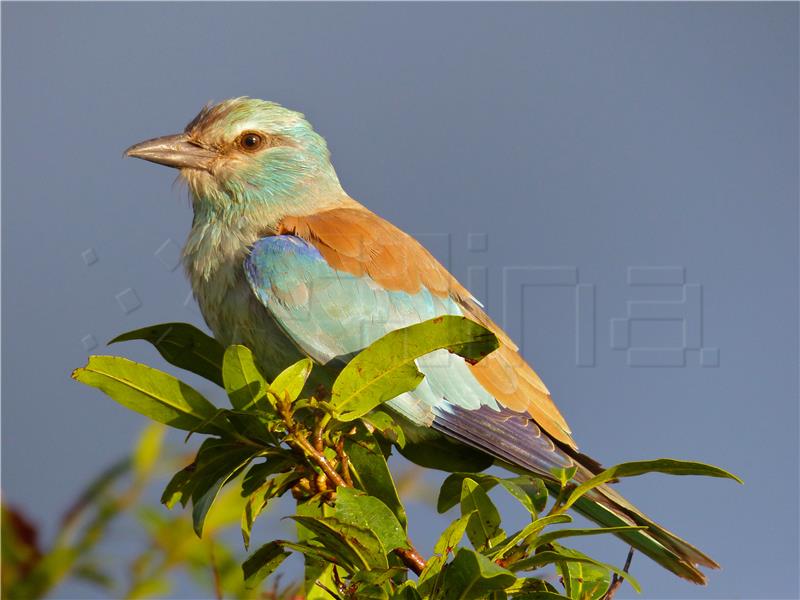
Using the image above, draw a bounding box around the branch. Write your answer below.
[394,547,426,576]
[601,547,634,600]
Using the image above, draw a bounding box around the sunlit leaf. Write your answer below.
[438,473,545,516]
[241,471,300,549]
[440,548,516,599]
[268,358,314,404]
[562,459,743,511]
[534,526,644,550]
[345,425,407,528]
[433,512,473,556]
[485,515,573,561]
[330,316,498,421]
[241,454,295,497]
[416,554,447,599]
[555,546,612,600]
[333,487,407,553]
[72,356,226,434]
[460,478,502,552]
[550,466,578,488]
[296,499,337,600]
[362,410,406,448]
[392,582,423,600]
[222,345,269,411]
[290,515,387,570]
[510,549,641,593]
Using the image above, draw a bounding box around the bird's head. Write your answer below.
[126,98,343,215]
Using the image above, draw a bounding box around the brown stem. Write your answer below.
[335,437,353,487]
[312,414,325,454]
[601,547,634,600]
[290,434,346,489]
[394,547,426,576]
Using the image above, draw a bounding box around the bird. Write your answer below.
[126,97,720,584]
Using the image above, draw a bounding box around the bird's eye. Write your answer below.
[239,132,264,152]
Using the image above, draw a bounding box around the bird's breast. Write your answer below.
[184,231,308,382]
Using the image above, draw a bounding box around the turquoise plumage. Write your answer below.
[125,97,720,584]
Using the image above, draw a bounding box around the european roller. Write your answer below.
[126,97,719,584]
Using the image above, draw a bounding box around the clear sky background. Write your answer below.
[2,2,798,598]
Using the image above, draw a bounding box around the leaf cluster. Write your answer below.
[70,317,739,599]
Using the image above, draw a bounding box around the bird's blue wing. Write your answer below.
[243,235,573,477]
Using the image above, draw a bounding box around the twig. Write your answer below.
[289,433,346,488]
[602,547,634,600]
[314,581,342,599]
[279,400,346,488]
[335,437,353,487]
[313,413,325,453]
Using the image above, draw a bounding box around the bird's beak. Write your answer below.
[124,133,217,170]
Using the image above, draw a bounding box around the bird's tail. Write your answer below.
[555,466,719,585]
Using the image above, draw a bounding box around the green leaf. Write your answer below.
[333,487,408,552]
[242,541,290,589]
[186,438,261,536]
[550,466,578,487]
[72,356,225,434]
[363,410,406,447]
[350,568,405,600]
[510,550,641,593]
[269,358,313,403]
[438,473,498,513]
[503,579,564,597]
[460,478,502,552]
[498,477,548,517]
[279,540,341,565]
[484,515,573,561]
[504,587,570,600]
[222,345,269,410]
[485,515,572,560]
[399,434,494,474]
[290,515,387,570]
[534,526,645,550]
[109,322,225,386]
[433,512,473,555]
[555,547,612,600]
[440,548,516,599]
[352,567,407,588]
[439,473,547,517]
[241,471,300,549]
[330,316,499,421]
[345,425,407,528]
[161,463,196,509]
[241,454,295,497]
[392,581,423,600]
[223,409,282,446]
[416,554,447,599]
[562,459,743,511]
[295,499,338,599]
